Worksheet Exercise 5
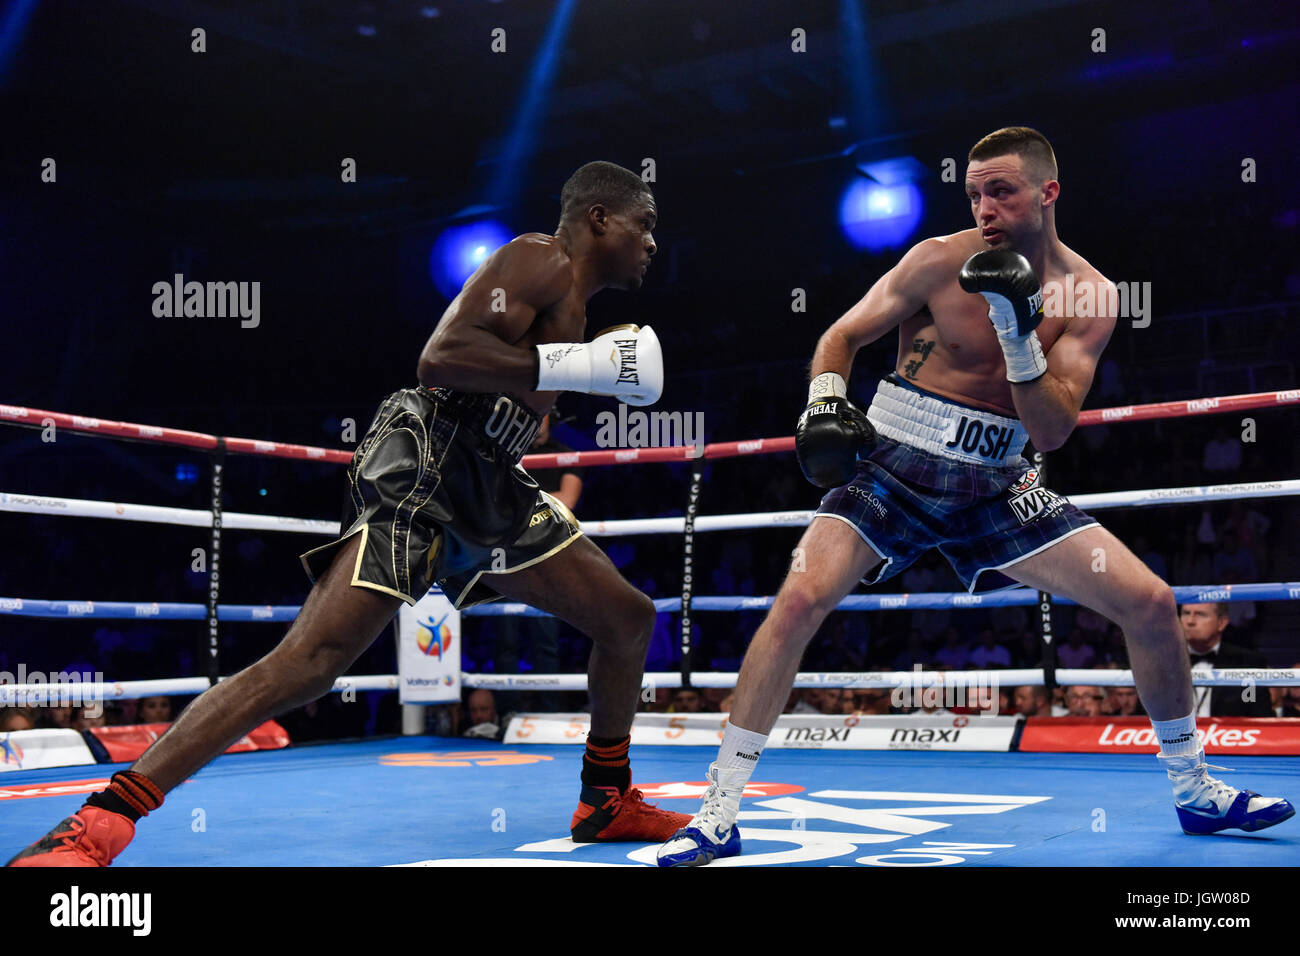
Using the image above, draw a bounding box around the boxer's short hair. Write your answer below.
[1213,601,1230,620]
[560,161,653,223]
[968,127,1058,184]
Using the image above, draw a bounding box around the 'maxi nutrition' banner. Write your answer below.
[506,713,1021,752]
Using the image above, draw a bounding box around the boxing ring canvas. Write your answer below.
[2,738,1296,866]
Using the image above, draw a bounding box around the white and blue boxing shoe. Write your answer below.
[656,763,746,867]
[1159,750,1295,834]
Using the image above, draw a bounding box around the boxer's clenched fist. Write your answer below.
[535,324,663,406]
[959,249,1047,383]
[796,372,876,489]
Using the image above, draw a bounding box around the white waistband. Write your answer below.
[867,379,1028,465]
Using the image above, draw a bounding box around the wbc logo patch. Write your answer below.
[1011,468,1039,493]
[1008,468,1066,525]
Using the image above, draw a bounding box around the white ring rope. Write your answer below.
[5,397,1299,704]
[458,668,1300,691]
[3,669,1295,705]
[0,675,400,706]
[3,477,1298,537]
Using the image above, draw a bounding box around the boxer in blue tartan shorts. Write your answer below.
[815,372,1097,594]
[658,126,1292,867]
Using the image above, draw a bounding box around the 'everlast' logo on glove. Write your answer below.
[614,338,639,385]
[797,401,838,430]
[796,398,875,489]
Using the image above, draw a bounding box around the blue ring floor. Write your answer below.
[2,737,1297,866]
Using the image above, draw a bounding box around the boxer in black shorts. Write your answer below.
[10,161,691,867]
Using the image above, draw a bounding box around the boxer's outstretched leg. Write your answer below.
[134,534,401,791]
[479,535,690,842]
[8,534,403,867]
[659,515,881,866]
[1004,524,1293,835]
[726,516,882,736]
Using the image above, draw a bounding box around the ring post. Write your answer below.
[679,444,705,690]
[1032,449,1058,696]
[206,440,226,686]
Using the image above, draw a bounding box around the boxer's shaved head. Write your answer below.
[560,161,654,225]
[968,127,1058,185]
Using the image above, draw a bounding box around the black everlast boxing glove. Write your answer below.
[958,249,1047,383]
[796,372,876,489]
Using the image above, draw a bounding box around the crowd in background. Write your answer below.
[4,303,1300,743]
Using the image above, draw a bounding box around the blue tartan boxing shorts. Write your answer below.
[815,374,1098,593]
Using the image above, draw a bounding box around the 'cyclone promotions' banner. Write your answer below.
[397,588,461,704]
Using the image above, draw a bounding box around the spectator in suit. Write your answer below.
[1179,602,1272,717]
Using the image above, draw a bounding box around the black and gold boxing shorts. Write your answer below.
[300,385,581,608]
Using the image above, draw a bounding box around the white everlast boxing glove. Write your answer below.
[958,249,1047,383]
[534,324,664,406]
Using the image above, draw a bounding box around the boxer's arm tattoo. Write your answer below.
[903,338,937,380]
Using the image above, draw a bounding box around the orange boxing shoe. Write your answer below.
[6,807,135,867]
[571,783,693,843]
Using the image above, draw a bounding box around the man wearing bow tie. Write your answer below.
[1180,602,1272,718]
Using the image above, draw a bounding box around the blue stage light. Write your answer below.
[839,179,924,252]
[429,221,513,299]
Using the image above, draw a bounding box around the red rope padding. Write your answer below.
[4,387,1297,469]
[0,405,217,450]
[1074,389,1300,427]
[0,403,351,464]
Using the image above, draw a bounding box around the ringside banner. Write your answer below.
[0,729,96,772]
[398,589,461,704]
[1018,717,1300,754]
[506,713,1021,751]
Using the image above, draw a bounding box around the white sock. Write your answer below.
[1150,713,1201,758]
[715,723,768,783]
